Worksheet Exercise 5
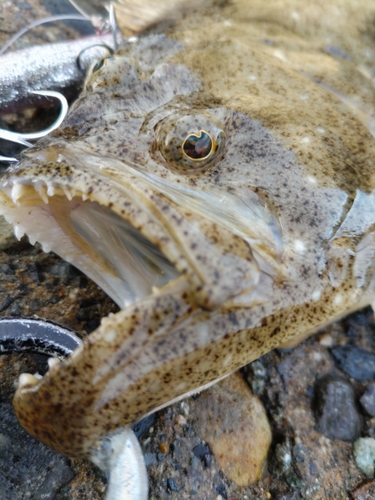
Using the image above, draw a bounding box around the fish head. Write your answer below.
[0,34,287,313]
[1,29,375,457]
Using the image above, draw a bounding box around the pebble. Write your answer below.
[353,438,375,477]
[330,345,375,381]
[191,372,272,485]
[313,374,362,441]
[351,479,375,500]
[144,453,157,467]
[243,359,267,394]
[167,478,182,492]
[360,383,375,417]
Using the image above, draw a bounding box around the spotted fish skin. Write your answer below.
[1,0,375,458]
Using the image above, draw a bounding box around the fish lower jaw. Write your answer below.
[0,180,181,308]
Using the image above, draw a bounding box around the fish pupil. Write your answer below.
[182,130,213,160]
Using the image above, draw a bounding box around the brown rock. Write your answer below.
[351,479,375,500]
[191,372,272,486]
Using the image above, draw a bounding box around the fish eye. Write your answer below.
[156,113,225,173]
[182,130,215,160]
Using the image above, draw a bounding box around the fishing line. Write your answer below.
[0,15,92,56]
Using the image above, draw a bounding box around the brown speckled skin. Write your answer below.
[1,0,375,458]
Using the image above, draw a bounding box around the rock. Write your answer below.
[242,358,268,395]
[330,345,375,381]
[360,383,375,417]
[191,372,272,485]
[49,261,81,281]
[132,413,156,439]
[351,479,375,500]
[353,438,375,477]
[0,216,18,251]
[271,437,304,489]
[313,374,362,441]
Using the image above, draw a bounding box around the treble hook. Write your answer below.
[0,90,68,162]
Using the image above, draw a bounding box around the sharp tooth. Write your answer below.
[65,188,73,201]
[42,242,51,253]
[47,184,55,197]
[48,357,61,370]
[34,184,49,204]
[14,224,25,240]
[28,235,36,245]
[11,183,26,205]
[18,373,40,388]
[82,193,88,201]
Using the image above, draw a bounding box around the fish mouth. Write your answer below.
[0,142,261,311]
[0,166,182,309]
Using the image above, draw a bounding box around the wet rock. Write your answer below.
[0,216,18,251]
[0,296,15,313]
[191,372,272,485]
[242,358,268,395]
[353,438,375,477]
[49,261,81,281]
[167,478,182,492]
[351,479,375,500]
[360,383,375,417]
[313,374,362,441]
[132,413,156,439]
[330,345,375,381]
[144,453,157,467]
[271,437,304,489]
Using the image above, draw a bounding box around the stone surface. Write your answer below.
[361,383,375,417]
[330,345,375,381]
[354,438,375,478]
[351,479,375,500]
[313,374,362,441]
[190,372,272,486]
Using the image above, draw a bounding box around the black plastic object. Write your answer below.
[0,318,81,357]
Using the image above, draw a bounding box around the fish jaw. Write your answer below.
[0,145,262,457]
[0,144,260,309]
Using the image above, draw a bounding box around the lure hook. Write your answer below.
[0,90,68,162]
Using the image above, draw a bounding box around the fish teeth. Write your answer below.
[47,357,61,370]
[47,184,55,197]
[14,224,25,240]
[18,372,40,388]
[34,183,49,204]
[11,183,26,205]
[64,188,73,201]
[41,242,52,253]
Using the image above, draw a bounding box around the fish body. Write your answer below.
[0,0,375,459]
[0,34,114,115]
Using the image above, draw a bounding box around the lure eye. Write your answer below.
[156,113,225,173]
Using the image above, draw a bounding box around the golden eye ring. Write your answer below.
[181,130,216,161]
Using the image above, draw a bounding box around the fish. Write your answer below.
[0,0,375,462]
[0,33,115,116]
